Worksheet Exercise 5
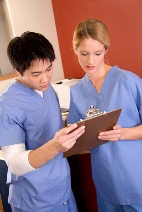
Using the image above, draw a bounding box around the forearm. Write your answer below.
[120,125,142,140]
[98,124,142,142]
[29,124,85,168]
[1,141,59,175]
[2,124,85,173]
[28,139,60,169]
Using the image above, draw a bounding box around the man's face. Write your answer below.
[17,59,53,91]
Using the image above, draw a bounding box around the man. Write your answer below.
[0,32,85,212]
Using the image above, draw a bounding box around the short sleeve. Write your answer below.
[127,73,142,118]
[0,103,25,147]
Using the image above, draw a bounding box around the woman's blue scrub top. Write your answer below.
[68,66,142,205]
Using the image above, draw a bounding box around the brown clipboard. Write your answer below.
[63,108,122,158]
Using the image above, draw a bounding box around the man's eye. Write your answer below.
[33,74,39,77]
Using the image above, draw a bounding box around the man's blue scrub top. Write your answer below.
[0,81,71,212]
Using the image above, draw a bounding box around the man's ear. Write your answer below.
[15,70,21,77]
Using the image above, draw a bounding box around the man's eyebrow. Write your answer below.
[31,63,52,74]
[45,63,52,70]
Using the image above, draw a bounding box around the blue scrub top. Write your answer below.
[68,66,142,205]
[0,81,71,212]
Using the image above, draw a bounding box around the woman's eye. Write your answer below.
[81,53,87,56]
[95,51,102,56]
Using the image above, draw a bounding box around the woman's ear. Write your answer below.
[105,45,110,54]
[73,47,78,55]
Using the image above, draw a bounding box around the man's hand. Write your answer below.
[52,124,85,152]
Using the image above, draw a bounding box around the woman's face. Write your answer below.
[75,37,107,75]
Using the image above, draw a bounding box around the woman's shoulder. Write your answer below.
[71,75,88,90]
[112,65,141,81]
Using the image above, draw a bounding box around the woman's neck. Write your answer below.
[89,64,112,93]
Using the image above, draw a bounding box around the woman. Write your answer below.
[67,19,142,212]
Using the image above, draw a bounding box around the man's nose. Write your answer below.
[40,73,49,83]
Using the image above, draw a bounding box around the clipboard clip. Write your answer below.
[79,106,104,124]
[68,106,105,131]
[86,106,104,119]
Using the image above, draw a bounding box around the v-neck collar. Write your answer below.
[14,80,50,101]
[85,66,117,97]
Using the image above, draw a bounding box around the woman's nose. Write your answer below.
[88,55,95,65]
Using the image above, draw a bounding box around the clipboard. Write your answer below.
[63,108,122,157]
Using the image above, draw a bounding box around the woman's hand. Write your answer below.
[98,124,121,142]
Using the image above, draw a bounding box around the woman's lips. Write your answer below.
[86,66,95,70]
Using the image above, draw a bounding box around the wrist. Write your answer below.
[120,128,129,140]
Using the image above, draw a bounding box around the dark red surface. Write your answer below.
[67,153,98,212]
[52,0,142,79]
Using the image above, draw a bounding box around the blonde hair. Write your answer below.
[73,19,110,50]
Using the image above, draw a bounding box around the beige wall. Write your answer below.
[0,1,13,76]
[5,0,64,81]
[0,76,15,93]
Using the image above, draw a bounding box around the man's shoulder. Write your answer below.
[0,82,28,108]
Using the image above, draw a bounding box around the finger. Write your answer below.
[99,129,121,136]
[65,123,78,134]
[57,123,78,137]
[65,124,85,135]
[61,128,85,151]
[63,127,85,145]
[113,124,121,130]
[98,133,121,141]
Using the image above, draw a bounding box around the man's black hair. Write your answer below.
[7,31,56,75]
